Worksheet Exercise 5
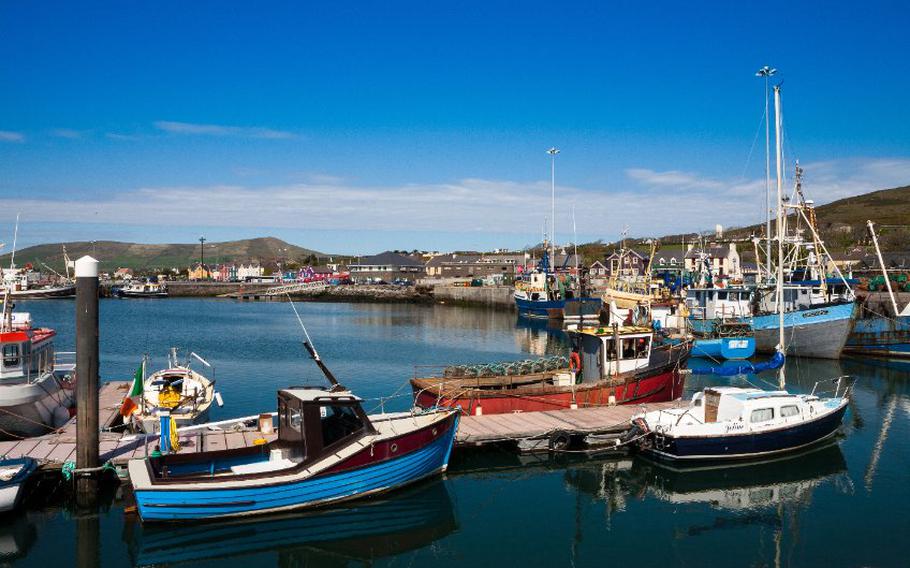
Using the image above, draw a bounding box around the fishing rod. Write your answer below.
[286,293,343,389]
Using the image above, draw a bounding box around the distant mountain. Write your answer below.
[0,237,327,272]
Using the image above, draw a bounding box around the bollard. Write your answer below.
[75,256,100,509]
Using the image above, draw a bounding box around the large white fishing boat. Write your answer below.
[0,290,76,438]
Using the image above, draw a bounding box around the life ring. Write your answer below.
[569,352,582,373]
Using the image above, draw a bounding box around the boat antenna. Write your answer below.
[286,293,342,388]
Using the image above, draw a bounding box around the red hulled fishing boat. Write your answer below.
[411,325,691,415]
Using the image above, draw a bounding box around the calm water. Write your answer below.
[4,299,909,567]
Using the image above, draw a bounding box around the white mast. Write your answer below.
[867,220,900,316]
[757,66,777,284]
[547,147,560,270]
[9,212,20,271]
[774,84,786,388]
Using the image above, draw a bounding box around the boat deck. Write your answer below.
[454,400,680,450]
[0,381,276,471]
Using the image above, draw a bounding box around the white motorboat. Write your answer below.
[628,381,850,461]
[0,290,76,438]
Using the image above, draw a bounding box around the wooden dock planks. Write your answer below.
[454,401,680,446]
[5,381,277,470]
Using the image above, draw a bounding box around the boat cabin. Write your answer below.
[693,387,804,425]
[0,313,56,383]
[685,287,753,321]
[756,279,854,313]
[274,387,376,463]
[150,386,378,480]
[570,326,653,381]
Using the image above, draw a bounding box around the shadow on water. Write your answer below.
[123,479,457,567]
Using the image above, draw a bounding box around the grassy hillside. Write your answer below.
[651,184,910,253]
[0,237,327,273]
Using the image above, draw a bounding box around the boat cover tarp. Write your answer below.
[688,350,785,376]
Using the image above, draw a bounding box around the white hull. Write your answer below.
[0,375,75,438]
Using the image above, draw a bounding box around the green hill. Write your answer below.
[653,184,910,253]
[0,237,327,273]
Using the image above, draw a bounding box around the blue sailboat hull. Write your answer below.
[691,337,756,360]
[844,314,910,358]
[647,402,847,461]
[134,416,459,521]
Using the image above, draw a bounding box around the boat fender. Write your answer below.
[548,430,572,452]
[569,352,582,373]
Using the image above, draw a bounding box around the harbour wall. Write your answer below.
[432,285,515,310]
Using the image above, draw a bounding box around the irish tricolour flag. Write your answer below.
[119,362,144,417]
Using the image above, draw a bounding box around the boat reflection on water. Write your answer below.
[563,442,850,513]
[0,514,37,563]
[513,314,569,357]
[124,479,457,567]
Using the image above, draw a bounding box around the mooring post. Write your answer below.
[75,255,100,508]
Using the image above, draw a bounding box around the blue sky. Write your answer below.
[1,0,909,254]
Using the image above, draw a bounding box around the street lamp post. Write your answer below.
[756,65,777,283]
[547,147,560,269]
[199,236,207,280]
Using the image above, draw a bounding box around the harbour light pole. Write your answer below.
[547,147,560,268]
[199,236,207,279]
[756,66,777,283]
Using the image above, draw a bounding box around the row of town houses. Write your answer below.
[116,241,905,286]
[345,243,748,284]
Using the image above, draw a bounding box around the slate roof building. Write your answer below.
[348,251,425,283]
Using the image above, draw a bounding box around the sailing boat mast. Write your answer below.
[9,212,20,271]
[757,66,777,284]
[547,147,560,270]
[774,84,786,388]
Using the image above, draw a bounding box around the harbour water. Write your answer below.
[6,299,910,567]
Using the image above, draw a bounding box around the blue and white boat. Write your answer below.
[129,386,458,522]
[0,457,37,513]
[514,252,600,320]
[629,381,850,461]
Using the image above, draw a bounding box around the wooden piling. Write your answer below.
[75,256,100,507]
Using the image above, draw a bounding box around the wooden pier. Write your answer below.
[0,381,275,473]
[0,381,681,476]
[454,401,680,452]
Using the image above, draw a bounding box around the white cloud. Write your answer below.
[0,130,24,142]
[625,168,725,190]
[154,121,297,140]
[0,157,906,245]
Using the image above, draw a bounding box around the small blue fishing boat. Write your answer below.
[514,252,600,320]
[130,387,458,522]
[0,457,37,513]
[129,331,459,522]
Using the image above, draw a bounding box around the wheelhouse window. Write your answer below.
[780,405,800,418]
[2,344,20,368]
[320,405,365,448]
[750,408,774,423]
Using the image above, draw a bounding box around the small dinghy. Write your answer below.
[626,376,851,462]
[0,457,37,513]
[122,349,220,433]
